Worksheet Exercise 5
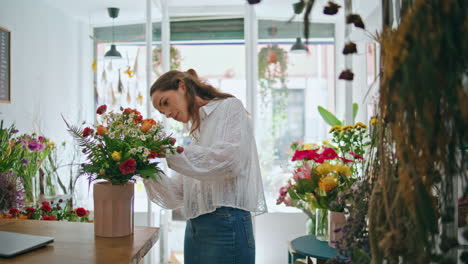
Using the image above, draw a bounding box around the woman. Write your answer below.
[144,69,267,264]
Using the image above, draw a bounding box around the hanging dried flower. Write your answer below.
[342,42,357,54]
[346,14,365,29]
[323,1,341,15]
[339,69,354,81]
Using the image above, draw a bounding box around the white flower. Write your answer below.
[140,135,146,141]
[109,132,115,139]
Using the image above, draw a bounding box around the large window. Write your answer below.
[256,42,335,212]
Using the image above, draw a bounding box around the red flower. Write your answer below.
[309,152,325,163]
[119,158,137,175]
[349,152,364,161]
[56,206,62,210]
[291,150,323,163]
[8,208,20,216]
[169,138,177,145]
[58,199,63,203]
[41,204,52,213]
[75,208,87,217]
[176,146,184,154]
[41,215,57,221]
[42,201,50,207]
[96,104,107,115]
[148,151,158,159]
[340,157,354,163]
[82,127,94,137]
[291,150,312,161]
[26,207,36,213]
[321,148,338,160]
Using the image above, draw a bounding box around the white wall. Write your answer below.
[0,0,93,143]
[255,212,308,264]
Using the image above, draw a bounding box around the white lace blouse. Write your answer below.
[144,97,267,219]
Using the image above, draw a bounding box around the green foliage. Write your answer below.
[317,103,359,127]
[317,106,343,126]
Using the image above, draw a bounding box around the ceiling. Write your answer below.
[41,0,379,26]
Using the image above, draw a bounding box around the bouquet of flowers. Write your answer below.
[277,122,371,212]
[277,143,357,212]
[0,121,55,207]
[65,105,183,185]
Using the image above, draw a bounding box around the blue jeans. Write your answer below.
[184,207,255,264]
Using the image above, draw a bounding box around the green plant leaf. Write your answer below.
[317,106,342,126]
[353,103,359,123]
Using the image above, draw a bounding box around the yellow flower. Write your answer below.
[370,118,378,125]
[48,142,56,147]
[5,146,11,157]
[342,125,354,131]
[329,125,342,133]
[336,164,352,177]
[111,151,121,161]
[303,143,312,150]
[354,122,367,129]
[99,169,106,175]
[315,162,333,176]
[318,174,339,192]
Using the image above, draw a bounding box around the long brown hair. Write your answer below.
[150,69,234,134]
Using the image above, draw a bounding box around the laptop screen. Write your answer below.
[0,231,54,258]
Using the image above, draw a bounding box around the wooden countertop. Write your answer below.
[0,219,159,264]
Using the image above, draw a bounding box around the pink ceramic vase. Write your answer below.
[328,211,346,248]
[93,181,134,237]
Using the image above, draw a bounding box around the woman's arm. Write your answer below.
[143,171,183,209]
[166,99,246,181]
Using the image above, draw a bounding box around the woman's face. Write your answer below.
[151,81,190,123]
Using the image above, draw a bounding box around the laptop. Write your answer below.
[0,231,54,258]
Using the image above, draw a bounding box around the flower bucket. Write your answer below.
[328,211,346,248]
[93,181,134,237]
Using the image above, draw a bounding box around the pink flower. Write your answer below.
[169,138,176,145]
[293,164,312,181]
[279,186,289,197]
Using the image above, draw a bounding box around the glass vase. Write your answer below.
[306,216,316,235]
[315,208,329,241]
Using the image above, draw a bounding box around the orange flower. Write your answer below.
[97,125,108,136]
[141,119,156,132]
[318,174,339,192]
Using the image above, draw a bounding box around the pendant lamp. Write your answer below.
[290,22,308,53]
[105,7,122,59]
